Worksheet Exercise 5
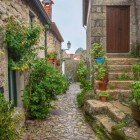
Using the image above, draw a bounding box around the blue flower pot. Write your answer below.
[96,57,104,64]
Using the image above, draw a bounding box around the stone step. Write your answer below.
[84,100,126,123]
[107,58,138,65]
[108,80,133,90]
[95,115,116,133]
[109,72,133,80]
[108,65,132,72]
[84,100,140,139]
[107,53,132,58]
[96,89,132,101]
[84,100,108,116]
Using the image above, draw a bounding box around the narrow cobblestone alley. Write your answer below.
[26,83,98,140]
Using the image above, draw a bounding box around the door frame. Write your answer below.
[106,6,130,54]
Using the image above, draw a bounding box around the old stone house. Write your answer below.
[0,0,63,107]
[83,0,140,54]
[83,1,140,138]
[43,0,64,59]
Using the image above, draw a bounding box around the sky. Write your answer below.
[52,0,86,53]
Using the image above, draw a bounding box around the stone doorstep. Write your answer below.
[108,65,132,72]
[108,80,134,90]
[85,100,130,122]
[95,115,140,139]
[84,100,108,115]
[96,89,131,101]
[95,114,116,133]
[84,100,140,139]
[95,80,133,90]
[124,127,140,139]
[107,58,139,65]
[107,54,132,58]
[108,72,133,80]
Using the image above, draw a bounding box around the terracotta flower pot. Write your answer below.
[103,75,109,84]
[48,58,54,64]
[131,101,140,126]
[100,96,107,102]
[98,81,107,91]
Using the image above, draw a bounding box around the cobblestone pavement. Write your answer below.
[26,83,98,140]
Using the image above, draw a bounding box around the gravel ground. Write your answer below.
[26,83,98,140]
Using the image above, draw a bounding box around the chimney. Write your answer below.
[42,0,54,19]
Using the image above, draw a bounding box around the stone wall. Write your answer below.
[47,31,61,59]
[87,0,138,52]
[0,0,46,105]
[65,60,80,82]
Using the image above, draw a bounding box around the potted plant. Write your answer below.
[48,52,57,64]
[97,65,108,90]
[99,91,109,102]
[131,82,140,125]
[91,43,105,64]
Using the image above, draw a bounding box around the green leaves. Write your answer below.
[77,61,92,91]
[131,82,140,107]
[0,94,21,140]
[23,59,69,119]
[91,43,105,58]
[5,17,41,70]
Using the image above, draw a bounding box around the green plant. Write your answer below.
[5,17,41,71]
[91,43,105,58]
[48,52,57,59]
[23,59,69,119]
[97,65,108,80]
[131,45,140,58]
[99,91,109,97]
[0,94,22,140]
[131,82,140,109]
[132,64,140,80]
[77,90,95,108]
[77,60,92,91]
[117,73,132,81]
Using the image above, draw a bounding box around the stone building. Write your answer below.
[0,0,63,107]
[83,0,140,54]
[42,0,64,59]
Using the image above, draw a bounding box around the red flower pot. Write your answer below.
[98,81,107,91]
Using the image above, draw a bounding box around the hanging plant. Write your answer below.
[5,17,41,71]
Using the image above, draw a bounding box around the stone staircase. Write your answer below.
[84,100,140,139]
[87,55,140,139]
[96,55,139,102]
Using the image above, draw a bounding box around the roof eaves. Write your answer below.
[30,0,52,25]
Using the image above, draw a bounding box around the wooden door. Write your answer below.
[107,6,130,53]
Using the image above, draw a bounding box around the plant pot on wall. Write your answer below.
[96,57,104,65]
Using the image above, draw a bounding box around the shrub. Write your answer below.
[23,59,69,119]
[0,94,22,140]
[132,63,140,80]
[91,43,105,58]
[77,90,95,108]
[5,17,41,71]
[131,82,140,109]
[77,60,92,91]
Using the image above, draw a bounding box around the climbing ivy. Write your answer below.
[5,17,41,71]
